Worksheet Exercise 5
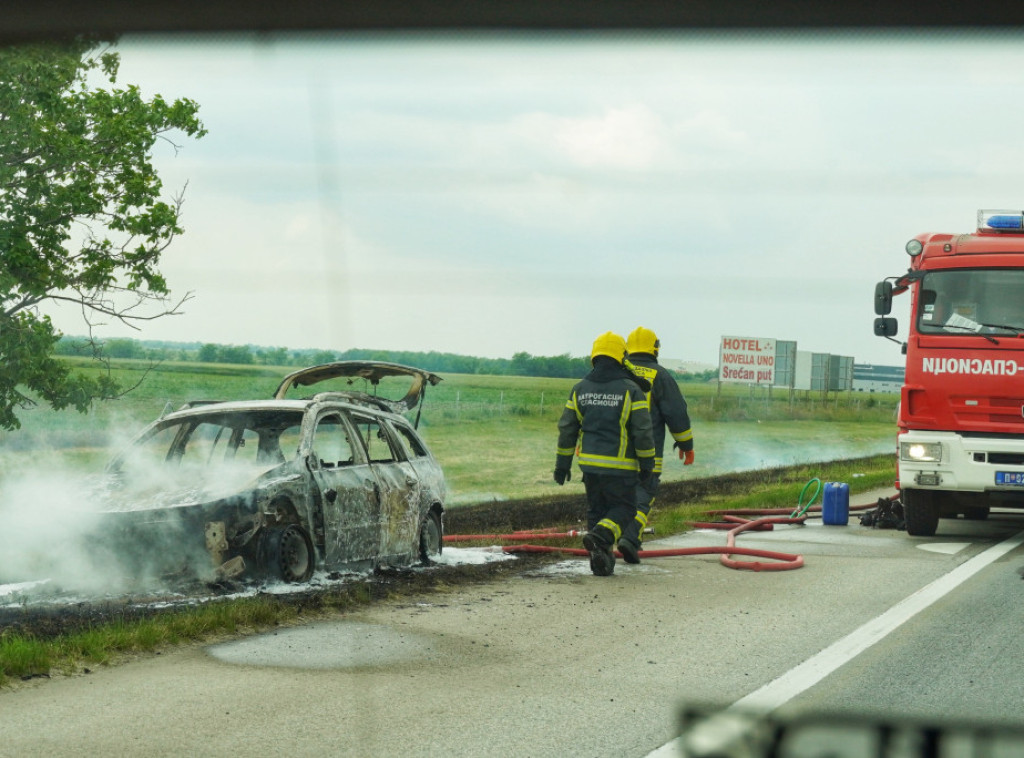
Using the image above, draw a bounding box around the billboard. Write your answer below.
[719,336,776,385]
[792,352,855,391]
[829,354,854,391]
[772,340,797,388]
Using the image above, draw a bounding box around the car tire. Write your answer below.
[259,524,315,582]
[902,489,939,537]
[418,511,442,563]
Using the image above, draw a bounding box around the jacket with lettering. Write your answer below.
[555,357,656,477]
[626,352,694,473]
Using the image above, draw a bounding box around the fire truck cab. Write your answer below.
[875,210,1024,536]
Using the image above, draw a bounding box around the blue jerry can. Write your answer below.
[822,481,850,526]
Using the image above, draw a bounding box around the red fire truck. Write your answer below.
[875,210,1024,536]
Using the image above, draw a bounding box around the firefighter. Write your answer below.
[617,326,695,564]
[554,331,656,576]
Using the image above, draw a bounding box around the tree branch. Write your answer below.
[46,288,195,331]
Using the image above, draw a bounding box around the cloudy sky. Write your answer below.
[47,30,1024,367]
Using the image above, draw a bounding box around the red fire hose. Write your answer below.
[443,485,897,572]
[443,517,807,571]
[489,514,807,571]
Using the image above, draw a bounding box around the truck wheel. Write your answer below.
[418,511,442,563]
[902,489,939,536]
[259,524,315,582]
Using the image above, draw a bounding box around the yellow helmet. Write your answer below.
[626,326,660,356]
[590,331,627,364]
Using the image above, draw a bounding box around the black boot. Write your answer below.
[618,536,641,565]
[582,526,616,576]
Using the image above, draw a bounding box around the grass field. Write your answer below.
[0,357,900,503]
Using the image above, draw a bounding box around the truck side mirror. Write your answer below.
[874,317,898,337]
[874,281,893,315]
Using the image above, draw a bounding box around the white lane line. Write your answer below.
[645,529,1024,757]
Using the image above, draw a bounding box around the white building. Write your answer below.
[852,364,904,393]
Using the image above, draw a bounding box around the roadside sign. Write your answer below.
[720,336,777,385]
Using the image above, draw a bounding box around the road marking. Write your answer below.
[645,529,1024,757]
[917,542,971,555]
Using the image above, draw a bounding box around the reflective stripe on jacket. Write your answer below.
[627,353,694,473]
[555,361,656,476]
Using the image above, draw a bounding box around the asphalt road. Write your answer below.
[3,488,1024,758]
[779,510,1024,725]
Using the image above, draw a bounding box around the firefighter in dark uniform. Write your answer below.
[553,331,656,576]
[617,326,695,564]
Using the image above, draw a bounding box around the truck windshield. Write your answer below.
[917,269,1024,336]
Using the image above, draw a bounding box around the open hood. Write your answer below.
[273,361,443,413]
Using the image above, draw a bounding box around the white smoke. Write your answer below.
[0,466,123,593]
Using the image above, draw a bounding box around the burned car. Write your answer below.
[96,362,445,584]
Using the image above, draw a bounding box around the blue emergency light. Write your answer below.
[978,209,1024,231]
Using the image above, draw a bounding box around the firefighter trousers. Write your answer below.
[620,472,661,547]
[582,472,638,544]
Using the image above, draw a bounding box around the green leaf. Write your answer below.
[0,37,205,428]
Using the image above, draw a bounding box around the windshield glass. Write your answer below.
[114,410,305,477]
[917,269,1024,336]
[99,409,305,509]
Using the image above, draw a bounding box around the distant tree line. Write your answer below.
[54,337,715,381]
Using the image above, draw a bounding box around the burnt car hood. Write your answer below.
[93,463,298,514]
[273,361,442,413]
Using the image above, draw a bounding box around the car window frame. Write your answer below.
[308,408,367,470]
[347,410,404,465]
[389,418,430,461]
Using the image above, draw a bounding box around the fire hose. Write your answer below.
[443,479,892,572]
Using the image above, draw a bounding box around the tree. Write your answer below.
[218,344,253,365]
[259,346,289,366]
[510,351,532,376]
[0,37,206,429]
[196,343,218,363]
[103,337,140,359]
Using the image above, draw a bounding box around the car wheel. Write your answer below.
[260,524,315,582]
[902,489,939,537]
[418,511,442,563]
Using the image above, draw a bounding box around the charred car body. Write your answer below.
[96,362,445,584]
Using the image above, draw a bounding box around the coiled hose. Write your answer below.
[444,479,845,572]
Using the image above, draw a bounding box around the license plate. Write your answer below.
[996,471,1024,486]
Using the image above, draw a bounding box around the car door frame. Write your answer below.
[347,410,422,563]
[304,406,381,567]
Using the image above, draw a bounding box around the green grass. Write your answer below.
[5,358,898,442]
[0,593,368,684]
[420,414,894,504]
[0,359,899,501]
[0,636,52,680]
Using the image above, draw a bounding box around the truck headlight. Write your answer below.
[900,441,942,463]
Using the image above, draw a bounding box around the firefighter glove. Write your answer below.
[553,468,571,485]
[674,441,695,465]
